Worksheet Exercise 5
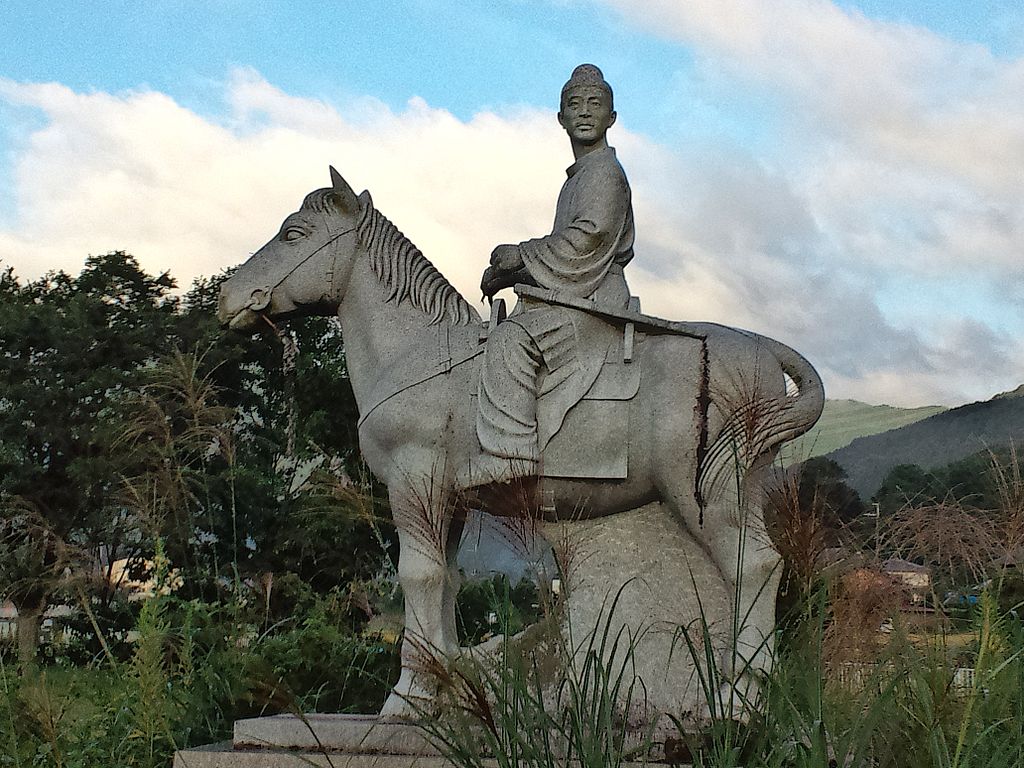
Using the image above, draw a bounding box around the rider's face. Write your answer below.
[558,86,616,145]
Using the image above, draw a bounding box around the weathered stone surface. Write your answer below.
[173,743,452,768]
[217,61,825,727]
[470,65,635,488]
[233,714,439,754]
[544,502,730,734]
[218,162,823,721]
[174,745,689,768]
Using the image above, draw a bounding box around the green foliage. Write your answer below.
[797,457,865,525]
[456,576,542,645]
[0,253,180,649]
[419,588,645,768]
[767,459,863,623]
[121,543,178,765]
[0,582,400,766]
[875,451,1024,518]
[0,251,397,763]
[1,253,385,616]
[246,593,400,715]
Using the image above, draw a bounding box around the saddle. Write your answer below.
[478,286,710,480]
[541,320,641,479]
[486,286,653,479]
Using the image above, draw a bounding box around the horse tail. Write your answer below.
[695,334,824,511]
[756,334,825,448]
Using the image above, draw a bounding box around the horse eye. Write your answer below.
[282,226,306,242]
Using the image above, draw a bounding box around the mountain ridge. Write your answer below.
[780,397,947,463]
[826,390,1024,498]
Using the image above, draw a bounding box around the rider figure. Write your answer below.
[458,64,635,489]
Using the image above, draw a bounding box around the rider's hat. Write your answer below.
[560,64,613,105]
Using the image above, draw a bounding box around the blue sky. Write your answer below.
[1,0,1022,407]
[0,2,711,139]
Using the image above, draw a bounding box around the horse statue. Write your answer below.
[218,168,824,721]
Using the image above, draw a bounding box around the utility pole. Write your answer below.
[865,502,881,561]
[873,502,881,561]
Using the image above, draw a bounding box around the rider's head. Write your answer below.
[558,64,616,155]
[560,64,613,110]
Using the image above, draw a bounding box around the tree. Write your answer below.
[873,449,1024,590]
[766,457,864,620]
[176,272,388,594]
[796,457,865,525]
[874,452,1010,515]
[1,254,391,662]
[0,495,63,666]
[0,252,178,661]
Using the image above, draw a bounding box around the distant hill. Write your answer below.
[827,387,1024,498]
[780,399,946,464]
[993,384,1024,400]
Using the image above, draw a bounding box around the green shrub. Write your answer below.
[456,576,542,645]
[244,592,400,715]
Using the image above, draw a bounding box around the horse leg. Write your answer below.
[380,494,458,719]
[706,481,782,720]
[660,468,782,722]
[441,510,467,652]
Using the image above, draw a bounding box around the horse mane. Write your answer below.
[302,188,475,326]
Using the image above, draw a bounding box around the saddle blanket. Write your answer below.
[540,336,641,479]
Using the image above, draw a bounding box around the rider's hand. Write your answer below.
[489,244,524,272]
[480,266,502,298]
[481,265,522,299]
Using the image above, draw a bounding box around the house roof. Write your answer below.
[882,558,930,574]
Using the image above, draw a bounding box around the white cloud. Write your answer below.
[596,0,1024,405]
[602,0,1024,264]
[1,43,1023,408]
[0,69,568,304]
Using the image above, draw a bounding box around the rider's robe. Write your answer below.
[477,146,636,460]
[519,145,634,301]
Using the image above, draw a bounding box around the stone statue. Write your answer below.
[216,64,825,733]
[462,64,635,489]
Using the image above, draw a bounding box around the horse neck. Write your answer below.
[334,255,460,414]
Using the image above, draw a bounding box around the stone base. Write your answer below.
[543,501,731,734]
[173,709,703,766]
[173,742,453,768]
[232,714,439,754]
[174,715,445,767]
[173,744,692,768]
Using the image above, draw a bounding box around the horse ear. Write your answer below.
[328,166,359,214]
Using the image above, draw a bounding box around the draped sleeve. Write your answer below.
[517,148,634,299]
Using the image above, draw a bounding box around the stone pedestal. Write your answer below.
[173,744,451,768]
[543,502,730,735]
[232,714,439,753]
[173,715,443,767]
[175,503,726,765]
[172,716,696,766]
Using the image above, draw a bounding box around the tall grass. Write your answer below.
[0,583,400,766]
[415,582,648,768]
[410,578,1024,768]
[411,449,1024,768]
